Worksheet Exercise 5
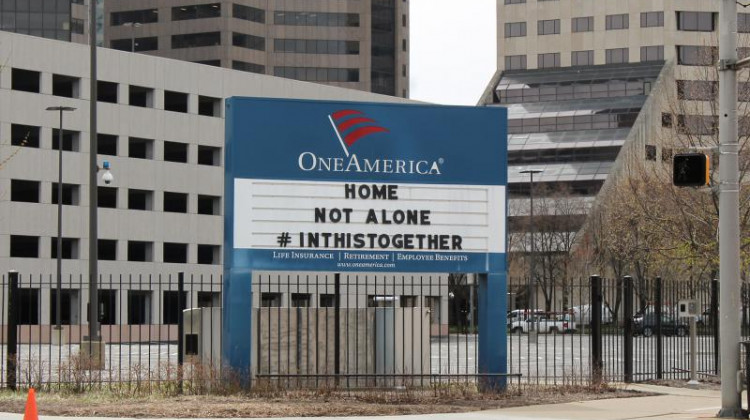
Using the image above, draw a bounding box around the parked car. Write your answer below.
[509,317,577,334]
[633,312,688,337]
[506,309,546,326]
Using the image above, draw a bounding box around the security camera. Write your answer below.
[101,161,113,185]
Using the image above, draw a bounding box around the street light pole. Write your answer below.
[122,22,141,53]
[89,0,100,344]
[46,106,76,338]
[520,169,543,338]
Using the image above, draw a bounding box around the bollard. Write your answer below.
[590,275,603,384]
[177,272,185,393]
[623,276,634,383]
[6,271,18,391]
[655,277,663,379]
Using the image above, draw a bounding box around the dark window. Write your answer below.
[129,85,153,107]
[537,53,560,69]
[232,32,265,50]
[162,290,188,324]
[273,11,359,27]
[400,295,417,307]
[320,294,335,307]
[11,124,40,147]
[233,3,264,23]
[128,189,153,210]
[677,11,715,32]
[11,180,39,203]
[12,68,40,93]
[370,0,395,95]
[111,37,158,52]
[97,81,118,103]
[98,239,117,260]
[99,289,117,325]
[50,289,78,325]
[198,195,220,215]
[677,80,717,101]
[504,55,527,70]
[662,148,673,162]
[98,186,117,208]
[71,18,84,34]
[507,146,622,165]
[640,46,664,62]
[571,50,594,66]
[261,292,282,307]
[110,9,158,26]
[677,45,717,66]
[505,0,525,3]
[51,129,79,151]
[194,60,221,67]
[98,134,117,156]
[197,244,219,264]
[677,115,718,135]
[172,32,221,48]
[645,145,657,161]
[641,11,664,27]
[164,91,189,113]
[127,241,153,262]
[50,237,78,259]
[291,293,311,307]
[51,183,79,205]
[605,48,629,64]
[572,16,593,32]
[273,67,359,82]
[52,74,79,98]
[128,290,151,324]
[164,192,188,213]
[198,96,221,117]
[606,14,629,30]
[163,243,188,264]
[17,289,39,325]
[504,22,526,38]
[172,3,221,21]
[128,137,154,159]
[10,235,39,258]
[537,19,560,35]
[232,61,265,74]
[662,112,673,128]
[164,141,188,162]
[274,39,360,55]
[198,291,220,307]
[198,145,221,165]
[740,13,750,33]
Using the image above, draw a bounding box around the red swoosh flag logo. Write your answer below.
[328,109,389,156]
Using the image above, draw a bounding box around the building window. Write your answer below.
[606,14,629,30]
[605,48,629,64]
[571,50,594,66]
[232,32,265,50]
[12,68,40,93]
[198,96,221,117]
[51,183,80,205]
[163,192,188,213]
[194,60,221,67]
[197,244,220,264]
[677,80,717,101]
[52,74,80,98]
[677,11,715,32]
[17,289,39,325]
[172,32,221,48]
[98,239,117,261]
[164,91,189,113]
[274,39,360,55]
[50,289,80,325]
[71,18,84,34]
[98,134,117,156]
[232,61,265,74]
[291,293,311,307]
[163,243,188,264]
[571,16,593,32]
[537,53,560,69]
[504,22,526,38]
[640,46,664,62]
[537,19,560,35]
[164,141,188,162]
[645,145,657,161]
[11,124,40,148]
[163,290,188,324]
[273,11,359,27]
[128,189,153,211]
[261,293,282,307]
[129,85,154,107]
[197,195,221,215]
[111,37,158,52]
[110,9,158,26]
[505,0,525,3]
[51,129,80,152]
[198,145,221,166]
[233,3,265,23]
[662,148,673,162]
[127,241,154,262]
[198,291,220,307]
[10,235,39,258]
[274,67,359,82]
[11,180,40,203]
[98,186,117,208]
[740,13,750,33]
[677,45,717,66]
[50,237,79,259]
[172,3,221,21]
[128,290,152,324]
[320,294,335,307]
[99,290,117,325]
[662,112,673,128]
[128,137,154,159]
[641,11,664,27]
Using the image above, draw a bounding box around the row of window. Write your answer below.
[504,11,724,38]
[11,288,219,326]
[497,79,651,104]
[273,67,360,83]
[10,68,222,117]
[508,112,639,134]
[505,46,665,70]
[508,146,622,165]
[110,5,358,27]
[10,180,221,215]
[9,235,221,265]
[677,80,750,101]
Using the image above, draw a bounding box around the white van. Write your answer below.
[506,309,545,326]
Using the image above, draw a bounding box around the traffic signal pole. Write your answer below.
[717,0,742,416]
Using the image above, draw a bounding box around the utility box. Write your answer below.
[375,306,431,387]
[182,307,222,368]
[678,300,698,318]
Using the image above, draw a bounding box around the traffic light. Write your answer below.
[673,153,710,187]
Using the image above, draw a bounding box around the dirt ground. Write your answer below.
[0,385,646,418]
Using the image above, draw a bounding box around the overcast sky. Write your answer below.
[409,0,497,106]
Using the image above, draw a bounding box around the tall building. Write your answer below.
[0,0,89,43]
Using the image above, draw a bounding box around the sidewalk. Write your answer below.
[0,384,730,420]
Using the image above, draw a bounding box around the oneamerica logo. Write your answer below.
[298,152,443,175]
[296,109,444,176]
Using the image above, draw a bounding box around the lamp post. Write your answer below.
[520,169,543,338]
[122,22,142,53]
[46,106,76,341]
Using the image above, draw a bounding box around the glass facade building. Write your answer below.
[0,0,73,40]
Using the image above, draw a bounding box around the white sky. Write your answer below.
[409,0,497,106]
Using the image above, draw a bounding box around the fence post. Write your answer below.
[623,275,634,383]
[711,278,720,376]
[6,271,18,391]
[655,276,663,379]
[177,272,184,393]
[590,275,603,384]
[334,273,340,387]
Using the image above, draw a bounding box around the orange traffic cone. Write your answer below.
[23,388,38,420]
